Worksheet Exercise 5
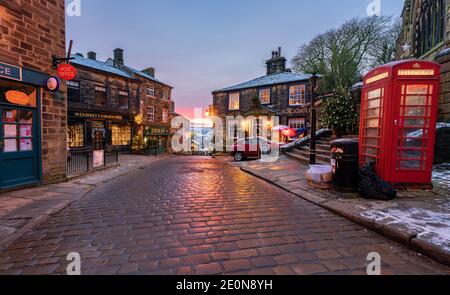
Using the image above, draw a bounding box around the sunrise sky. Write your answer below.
[66,0,404,119]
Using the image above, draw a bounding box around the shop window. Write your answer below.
[95,86,107,106]
[288,118,306,129]
[418,0,445,56]
[67,81,81,102]
[1,109,33,153]
[162,108,169,123]
[259,89,271,105]
[147,106,155,122]
[229,93,240,111]
[112,124,131,146]
[147,85,155,97]
[118,90,129,110]
[289,85,306,106]
[68,122,84,148]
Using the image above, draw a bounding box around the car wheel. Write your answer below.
[234,152,244,162]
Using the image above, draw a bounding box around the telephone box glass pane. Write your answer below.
[397,83,432,171]
[404,107,426,117]
[361,87,384,166]
[406,85,428,95]
[399,149,422,159]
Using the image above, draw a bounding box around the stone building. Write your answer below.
[212,48,312,146]
[0,0,67,189]
[397,0,450,122]
[68,49,173,154]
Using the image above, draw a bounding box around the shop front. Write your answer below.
[0,62,48,189]
[144,125,170,154]
[68,110,133,152]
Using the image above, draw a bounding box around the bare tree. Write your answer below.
[291,16,401,135]
[292,16,399,94]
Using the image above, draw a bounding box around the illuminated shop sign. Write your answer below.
[71,112,124,120]
[0,62,22,81]
[397,69,435,76]
[365,72,389,85]
[145,126,170,136]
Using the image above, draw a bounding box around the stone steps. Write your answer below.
[286,139,332,165]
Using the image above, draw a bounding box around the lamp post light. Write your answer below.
[309,73,319,165]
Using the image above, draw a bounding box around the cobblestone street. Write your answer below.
[0,157,448,275]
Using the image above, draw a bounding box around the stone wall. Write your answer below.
[436,50,450,122]
[213,83,310,127]
[138,78,172,127]
[70,66,139,115]
[0,0,67,184]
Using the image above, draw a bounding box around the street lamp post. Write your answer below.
[309,73,318,165]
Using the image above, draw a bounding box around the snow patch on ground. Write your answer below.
[361,208,450,252]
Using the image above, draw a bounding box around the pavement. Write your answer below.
[231,155,450,267]
[0,154,170,251]
[0,156,448,275]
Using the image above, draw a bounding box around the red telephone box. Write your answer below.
[359,60,441,188]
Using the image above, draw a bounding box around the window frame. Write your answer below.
[162,90,170,101]
[417,0,445,56]
[147,85,155,97]
[94,85,107,106]
[288,117,306,129]
[147,106,155,123]
[162,108,169,124]
[288,84,306,106]
[118,90,129,110]
[67,80,81,103]
[259,88,271,105]
[228,92,240,111]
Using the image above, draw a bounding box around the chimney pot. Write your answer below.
[87,51,96,60]
[113,48,124,67]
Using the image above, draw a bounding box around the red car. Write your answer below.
[231,137,283,161]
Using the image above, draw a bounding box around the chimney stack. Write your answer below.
[87,51,96,60]
[113,48,124,67]
[266,47,287,75]
[142,67,155,78]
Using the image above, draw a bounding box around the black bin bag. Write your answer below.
[358,163,397,201]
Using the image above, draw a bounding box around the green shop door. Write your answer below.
[159,137,167,154]
[0,79,40,189]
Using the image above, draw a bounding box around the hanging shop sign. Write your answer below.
[145,126,170,136]
[57,63,77,81]
[46,76,60,92]
[0,62,22,81]
[5,90,29,105]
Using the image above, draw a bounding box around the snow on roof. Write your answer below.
[71,54,172,88]
[120,65,172,88]
[213,72,312,93]
[71,54,133,79]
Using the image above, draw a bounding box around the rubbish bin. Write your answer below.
[331,139,359,189]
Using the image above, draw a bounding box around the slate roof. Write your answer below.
[121,65,172,88]
[71,54,133,79]
[213,72,312,93]
[70,54,172,88]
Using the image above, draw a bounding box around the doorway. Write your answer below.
[0,104,40,189]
